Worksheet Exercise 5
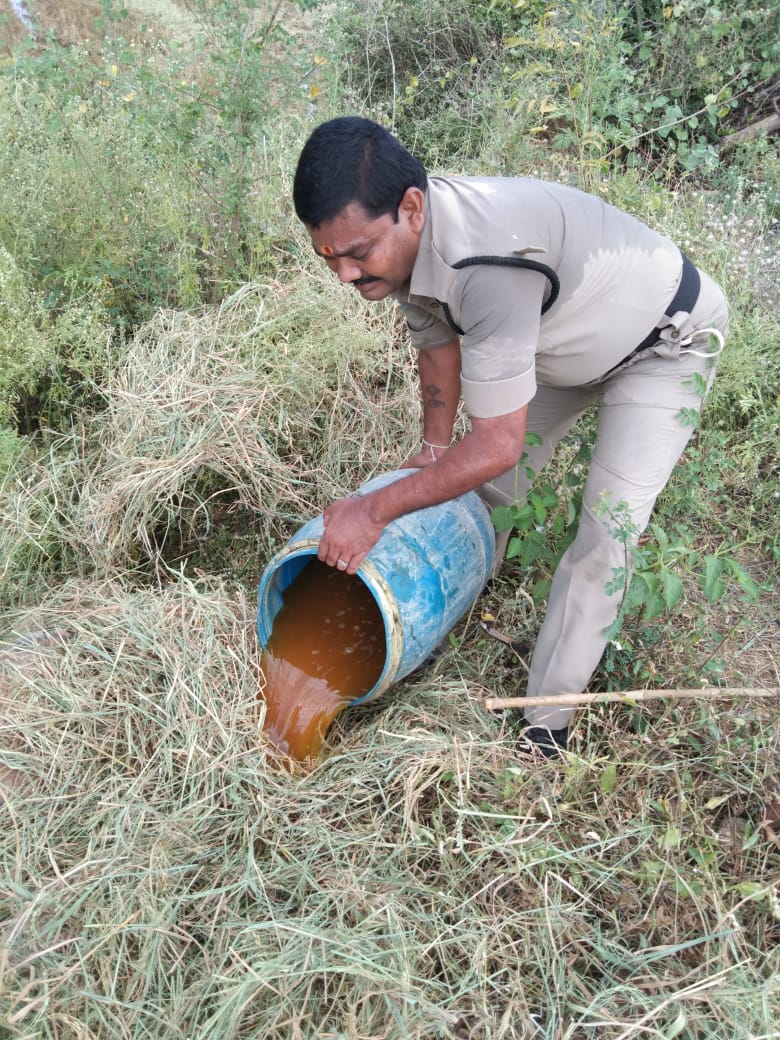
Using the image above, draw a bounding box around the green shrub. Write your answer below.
[617,0,780,155]
[0,0,303,327]
[327,0,504,168]
[0,246,113,430]
[473,0,778,178]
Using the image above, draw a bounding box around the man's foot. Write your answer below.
[518,723,568,759]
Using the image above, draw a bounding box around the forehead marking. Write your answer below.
[321,245,334,256]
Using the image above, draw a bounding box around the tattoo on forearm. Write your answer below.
[423,382,445,409]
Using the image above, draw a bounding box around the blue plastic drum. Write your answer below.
[257,469,495,705]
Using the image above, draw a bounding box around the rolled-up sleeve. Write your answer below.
[462,368,537,418]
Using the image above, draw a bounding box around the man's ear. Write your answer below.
[399,187,426,232]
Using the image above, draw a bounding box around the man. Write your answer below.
[292,116,729,756]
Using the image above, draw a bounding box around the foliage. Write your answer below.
[617,0,780,132]
[495,0,780,176]
[491,431,587,604]
[0,0,305,432]
[0,245,112,430]
[328,0,779,178]
[326,0,503,168]
[598,498,760,630]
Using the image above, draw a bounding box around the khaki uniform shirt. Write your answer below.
[393,176,684,418]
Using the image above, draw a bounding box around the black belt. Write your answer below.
[608,251,701,375]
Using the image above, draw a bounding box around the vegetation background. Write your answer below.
[0,0,778,1037]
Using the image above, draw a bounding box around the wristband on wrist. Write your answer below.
[422,438,450,461]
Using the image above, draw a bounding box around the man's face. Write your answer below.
[306,188,425,300]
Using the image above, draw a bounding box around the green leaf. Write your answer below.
[643,589,667,621]
[532,578,551,603]
[660,568,684,610]
[736,882,766,899]
[491,505,515,532]
[660,825,682,850]
[675,406,700,428]
[518,532,546,566]
[724,558,760,601]
[506,536,522,560]
[635,573,665,619]
[702,555,725,601]
[649,522,668,551]
[600,762,618,794]
[703,793,731,810]
[665,1010,688,1038]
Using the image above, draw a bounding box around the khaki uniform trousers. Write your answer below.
[480,269,729,731]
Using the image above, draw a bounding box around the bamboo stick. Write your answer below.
[483,687,780,711]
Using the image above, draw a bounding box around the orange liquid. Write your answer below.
[259,559,386,760]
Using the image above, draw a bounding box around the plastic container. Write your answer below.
[257,469,495,705]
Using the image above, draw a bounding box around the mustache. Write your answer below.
[351,276,378,286]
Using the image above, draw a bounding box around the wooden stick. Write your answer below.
[483,686,780,711]
[718,112,780,153]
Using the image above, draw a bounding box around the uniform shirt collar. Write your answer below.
[400,180,465,305]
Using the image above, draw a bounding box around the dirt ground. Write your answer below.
[0,0,194,51]
[0,0,304,50]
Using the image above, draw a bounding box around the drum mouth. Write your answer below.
[256,541,403,707]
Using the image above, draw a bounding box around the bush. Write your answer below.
[327,0,504,168]
[0,245,112,430]
[329,0,779,179]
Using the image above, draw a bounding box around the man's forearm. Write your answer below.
[317,404,528,573]
[365,407,528,526]
[417,340,461,447]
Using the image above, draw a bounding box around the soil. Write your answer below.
[0,0,302,50]
[0,0,196,51]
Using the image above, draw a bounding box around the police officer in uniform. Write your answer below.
[292,116,729,756]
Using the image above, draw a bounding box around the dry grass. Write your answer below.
[0,207,777,1040]
[0,265,418,598]
[1,575,778,1038]
[0,200,778,1040]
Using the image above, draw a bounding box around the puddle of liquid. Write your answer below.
[259,559,386,760]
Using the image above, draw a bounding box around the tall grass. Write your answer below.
[0,258,418,603]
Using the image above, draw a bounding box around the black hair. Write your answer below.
[293,117,427,228]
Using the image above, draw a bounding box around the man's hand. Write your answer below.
[317,495,385,575]
[318,404,528,576]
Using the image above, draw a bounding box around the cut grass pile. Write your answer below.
[0,266,417,599]
[1,574,778,1038]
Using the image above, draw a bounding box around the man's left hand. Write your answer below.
[318,495,385,575]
